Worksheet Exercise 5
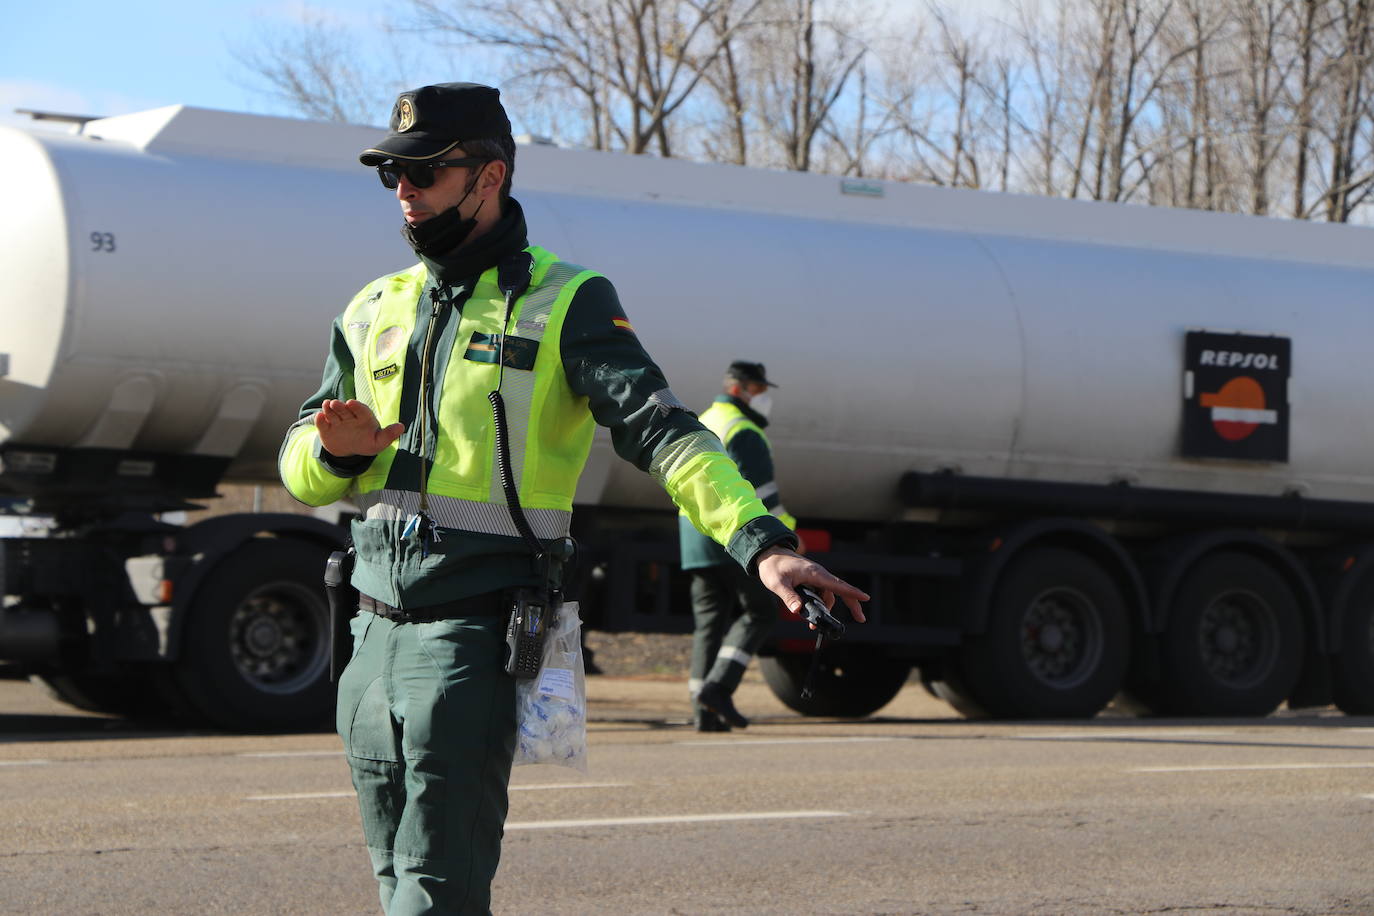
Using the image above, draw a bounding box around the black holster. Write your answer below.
[324,548,358,683]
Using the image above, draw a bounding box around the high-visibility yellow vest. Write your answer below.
[281,246,594,540]
[687,400,796,531]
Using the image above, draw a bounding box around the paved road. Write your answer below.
[1,675,1372,915]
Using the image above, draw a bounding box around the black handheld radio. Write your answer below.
[503,587,552,678]
[797,585,845,639]
[796,586,844,699]
[492,251,558,680]
[324,547,358,683]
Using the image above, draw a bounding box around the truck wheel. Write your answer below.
[917,662,990,718]
[173,539,333,731]
[958,547,1129,718]
[761,647,910,718]
[30,672,156,718]
[1155,552,1302,717]
[1332,576,1374,715]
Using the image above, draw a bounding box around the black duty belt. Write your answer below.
[359,591,506,622]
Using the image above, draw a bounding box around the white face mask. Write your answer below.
[747,392,773,418]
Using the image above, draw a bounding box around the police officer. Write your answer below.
[278,83,868,915]
[680,361,796,731]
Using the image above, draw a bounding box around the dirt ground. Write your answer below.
[582,630,693,679]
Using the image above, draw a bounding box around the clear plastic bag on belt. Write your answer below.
[513,600,588,772]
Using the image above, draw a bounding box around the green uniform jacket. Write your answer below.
[680,396,796,570]
[280,200,795,606]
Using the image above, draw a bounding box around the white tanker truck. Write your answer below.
[3,105,1373,729]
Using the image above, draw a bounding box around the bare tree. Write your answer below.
[1320,0,1373,220]
[748,0,867,171]
[699,2,753,163]
[227,0,1374,223]
[408,0,764,155]
[231,10,403,124]
[1233,1,1297,214]
[873,3,1001,188]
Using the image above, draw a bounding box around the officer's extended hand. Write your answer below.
[755,546,868,624]
[314,399,405,457]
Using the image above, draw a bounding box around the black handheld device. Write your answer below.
[797,585,845,640]
[503,587,551,678]
[324,548,358,683]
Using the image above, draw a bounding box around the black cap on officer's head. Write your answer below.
[726,361,778,388]
[359,83,512,166]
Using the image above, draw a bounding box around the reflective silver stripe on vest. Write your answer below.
[720,415,750,442]
[345,309,380,413]
[652,428,724,489]
[488,261,591,505]
[755,481,779,500]
[356,488,572,539]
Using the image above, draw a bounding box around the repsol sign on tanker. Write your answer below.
[1182,330,1290,462]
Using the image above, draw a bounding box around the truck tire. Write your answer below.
[1154,552,1302,717]
[1332,576,1374,715]
[172,539,333,731]
[30,672,156,719]
[957,547,1129,718]
[920,667,990,719]
[761,647,910,718]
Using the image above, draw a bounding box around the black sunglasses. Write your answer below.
[376,157,488,190]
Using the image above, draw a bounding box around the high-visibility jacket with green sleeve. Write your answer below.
[280,214,794,607]
[679,396,797,571]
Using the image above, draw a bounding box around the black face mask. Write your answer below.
[400,177,485,258]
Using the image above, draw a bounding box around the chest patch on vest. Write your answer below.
[464,332,539,370]
[373,364,399,380]
[375,325,407,360]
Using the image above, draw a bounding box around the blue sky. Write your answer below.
[1,1,448,129]
[2,1,1015,131]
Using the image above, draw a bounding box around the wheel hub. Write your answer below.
[1021,588,1101,688]
[1039,624,1065,652]
[1199,593,1275,687]
[246,618,284,657]
[229,593,314,689]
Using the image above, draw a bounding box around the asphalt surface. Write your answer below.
[2,675,1372,915]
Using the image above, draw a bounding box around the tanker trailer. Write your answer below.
[3,105,1374,728]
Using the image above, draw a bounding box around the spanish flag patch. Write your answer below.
[612,317,635,332]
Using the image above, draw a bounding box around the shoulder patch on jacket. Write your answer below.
[647,388,690,418]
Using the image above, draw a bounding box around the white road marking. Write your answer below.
[1362,795,1374,801]
[676,737,899,747]
[510,782,629,791]
[1132,763,1374,773]
[1019,731,1228,740]
[244,782,627,801]
[505,810,848,831]
[0,760,50,767]
[238,751,343,758]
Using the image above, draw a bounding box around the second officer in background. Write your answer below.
[680,361,798,731]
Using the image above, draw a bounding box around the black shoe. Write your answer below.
[582,647,603,676]
[696,681,749,729]
[694,708,731,732]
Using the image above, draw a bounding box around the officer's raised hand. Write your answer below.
[755,546,868,624]
[313,398,405,457]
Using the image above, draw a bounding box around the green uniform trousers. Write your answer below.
[689,562,778,696]
[336,610,516,916]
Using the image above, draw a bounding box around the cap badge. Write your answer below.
[397,97,416,132]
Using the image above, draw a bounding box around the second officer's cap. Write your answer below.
[726,361,778,388]
[359,83,512,166]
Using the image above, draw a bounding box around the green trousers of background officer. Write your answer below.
[690,562,779,699]
[336,610,515,916]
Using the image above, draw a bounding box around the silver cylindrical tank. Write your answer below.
[3,106,1373,521]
